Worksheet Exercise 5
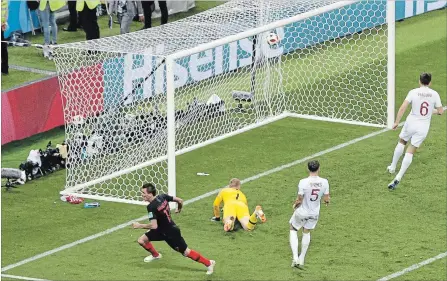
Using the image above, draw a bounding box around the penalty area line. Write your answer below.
[377,251,447,281]
[1,274,51,281]
[1,126,389,273]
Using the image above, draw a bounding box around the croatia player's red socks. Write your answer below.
[142,242,160,257]
[187,249,211,267]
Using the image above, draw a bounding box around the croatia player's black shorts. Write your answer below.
[145,225,188,253]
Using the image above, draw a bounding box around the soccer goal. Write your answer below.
[53,0,395,205]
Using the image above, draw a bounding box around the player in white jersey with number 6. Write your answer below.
[289,160,330,268]
[387,73,443,190]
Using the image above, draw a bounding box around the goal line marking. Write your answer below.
[0,126,389,273]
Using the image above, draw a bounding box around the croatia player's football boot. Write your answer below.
[206,260,216,275]
[386,166,395,174]
[255,205,267,223]
[388,179,400,190]
[224,216,235,232]
[143,253,162,263]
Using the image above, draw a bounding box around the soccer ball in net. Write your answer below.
[266,32,280,46]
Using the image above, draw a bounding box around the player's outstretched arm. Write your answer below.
[433,95,443,115]
[393,100,410,129]
[292,195,303,209]
[433,106,444,115]
[211,192,223,221]
[172,197,184,213]
[132,220,158,230]
[323,194,330,206]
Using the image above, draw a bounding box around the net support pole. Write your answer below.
[387,0,396,129]
[166,56,177,207]
[250,35,257,97]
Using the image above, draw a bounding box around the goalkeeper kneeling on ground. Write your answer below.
[211,178,266,231]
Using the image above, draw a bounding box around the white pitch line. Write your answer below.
[1,126,390,273]
[1,274,50,281]
[377,252,447,281]
[9,65,56,76]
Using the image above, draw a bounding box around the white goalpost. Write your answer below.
[53,0,395,205]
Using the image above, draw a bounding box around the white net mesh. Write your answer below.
[53,0,388,204]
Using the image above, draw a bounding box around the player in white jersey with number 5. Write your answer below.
[387,73,443,190]
[289,160,330,268]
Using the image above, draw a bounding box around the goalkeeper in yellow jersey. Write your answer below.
[211,178,266,232]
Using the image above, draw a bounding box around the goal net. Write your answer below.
[53,0,393,204]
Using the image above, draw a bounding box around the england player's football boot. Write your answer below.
[297,256,305,269]
[386,166,395,174]
[291,259,299,268]
[388,179,400,190]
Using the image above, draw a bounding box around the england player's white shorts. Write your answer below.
[399,121,429,148]
[289,208,319,230]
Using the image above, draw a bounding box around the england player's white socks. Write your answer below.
[390,142,405,171]
[396,153,413,181]
[299,232,311,265]
[289,230,299,263]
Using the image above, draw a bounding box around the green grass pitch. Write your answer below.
[1,9,446,281]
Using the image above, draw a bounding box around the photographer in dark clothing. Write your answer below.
[63,1,82,32]
[77,0,100,40]
[141,1,167,29]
